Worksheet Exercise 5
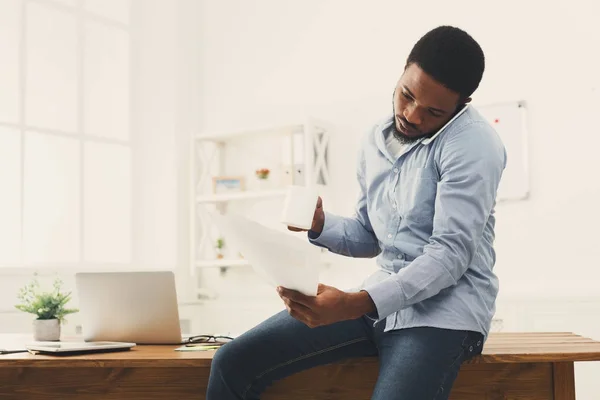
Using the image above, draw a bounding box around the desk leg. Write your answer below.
[553,362,576,400]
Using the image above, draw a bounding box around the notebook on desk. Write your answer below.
[0,348,28,355]
[0,335,31,354]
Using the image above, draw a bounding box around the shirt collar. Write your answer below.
[375,118,397,163]
[375,104,469,161]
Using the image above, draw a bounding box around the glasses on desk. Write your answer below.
[185,335,234,345]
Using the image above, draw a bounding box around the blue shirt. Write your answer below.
[309,105,507,338]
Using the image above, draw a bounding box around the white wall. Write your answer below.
[131,0,202,302]
[196,0,600,397]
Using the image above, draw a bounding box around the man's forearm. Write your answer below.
[309,212,381,258]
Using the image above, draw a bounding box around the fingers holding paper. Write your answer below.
[281,299,319,325]
[278,284,340,328]
[277,283,376,328]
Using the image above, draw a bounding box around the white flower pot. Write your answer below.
[256,178,270,190]
[33,319,61,341]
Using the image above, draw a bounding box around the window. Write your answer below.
[0,0,131,268]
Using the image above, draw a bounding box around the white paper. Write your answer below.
[210,212,321,296]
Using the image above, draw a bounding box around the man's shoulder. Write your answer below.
[450,105,492,133]
[435,106,507,169]
[440,106,504,150]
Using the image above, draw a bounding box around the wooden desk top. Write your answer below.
[1,332,600,368]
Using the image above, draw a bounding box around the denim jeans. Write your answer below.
[207,310,484,400]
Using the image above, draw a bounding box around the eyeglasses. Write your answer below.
[186,335,234,345]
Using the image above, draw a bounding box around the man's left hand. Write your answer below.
[277,284,376,328]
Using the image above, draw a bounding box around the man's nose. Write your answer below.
[403,103,422,126]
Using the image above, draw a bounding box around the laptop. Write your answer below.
[75,271,193,344]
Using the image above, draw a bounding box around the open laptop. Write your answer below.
[75,271,193,344]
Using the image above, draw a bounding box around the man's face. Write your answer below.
[392,63,467,142]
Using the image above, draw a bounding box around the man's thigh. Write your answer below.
[373,327,483,400]
[207,310,378,400]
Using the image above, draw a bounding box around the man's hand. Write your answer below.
[287,196,325,234]
[277,284,376,328]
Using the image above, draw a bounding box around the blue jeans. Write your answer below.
[207,311,483,399]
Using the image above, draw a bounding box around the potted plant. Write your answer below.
[255,168,271,190]
[15,274,78,341]
[255,168,270,180]
[215,237,225,259]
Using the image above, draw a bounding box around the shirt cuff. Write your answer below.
[362,277,406,322]
[308,211,342,250]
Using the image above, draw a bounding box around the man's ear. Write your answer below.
[463,97,472,104]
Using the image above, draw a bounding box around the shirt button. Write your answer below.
[387,233,392,239]
[392,203,397,209]
[397,253,404,260]
[393,168,399,174]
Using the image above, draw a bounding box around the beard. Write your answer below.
[391,112,432,144]
[390,95,433,144]
[390,91,466,145]
[391,123,425,144]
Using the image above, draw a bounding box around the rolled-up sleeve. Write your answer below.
[364,123,506,320]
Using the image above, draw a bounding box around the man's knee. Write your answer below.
[211,341,238,378]
[208,342,250,399]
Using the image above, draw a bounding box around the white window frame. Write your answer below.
[0,0,132,275]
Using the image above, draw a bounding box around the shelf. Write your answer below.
[196,249,335,270]
[196,189,287,203]
[195,124,304,142]
[195,259,250,268]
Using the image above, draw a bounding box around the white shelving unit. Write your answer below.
[195,259,250,268]
[195,189,287,204]
[190,118,331,279]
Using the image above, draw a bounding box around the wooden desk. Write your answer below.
[1,332,600,399]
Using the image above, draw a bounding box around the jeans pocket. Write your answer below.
[463,332,484,361]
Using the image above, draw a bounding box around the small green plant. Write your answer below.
[215,237,225,259]
[15,274,78,323]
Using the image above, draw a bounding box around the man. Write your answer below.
[207,25,506,399]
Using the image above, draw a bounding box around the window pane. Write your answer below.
[26,2,78,132]
[0,0,20,124]
[24,132,80,264]
[0,128,22,265]
[84,142,131,263]
[85,0,130,25]
[84,21,129,141]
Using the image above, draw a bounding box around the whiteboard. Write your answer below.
[476,101,529,201]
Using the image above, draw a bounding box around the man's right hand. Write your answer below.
[288,196,325,234]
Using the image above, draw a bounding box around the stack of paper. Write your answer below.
[210,212,321,296]
[175,343,225,352]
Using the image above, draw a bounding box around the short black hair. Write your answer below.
[406,26,485,100]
